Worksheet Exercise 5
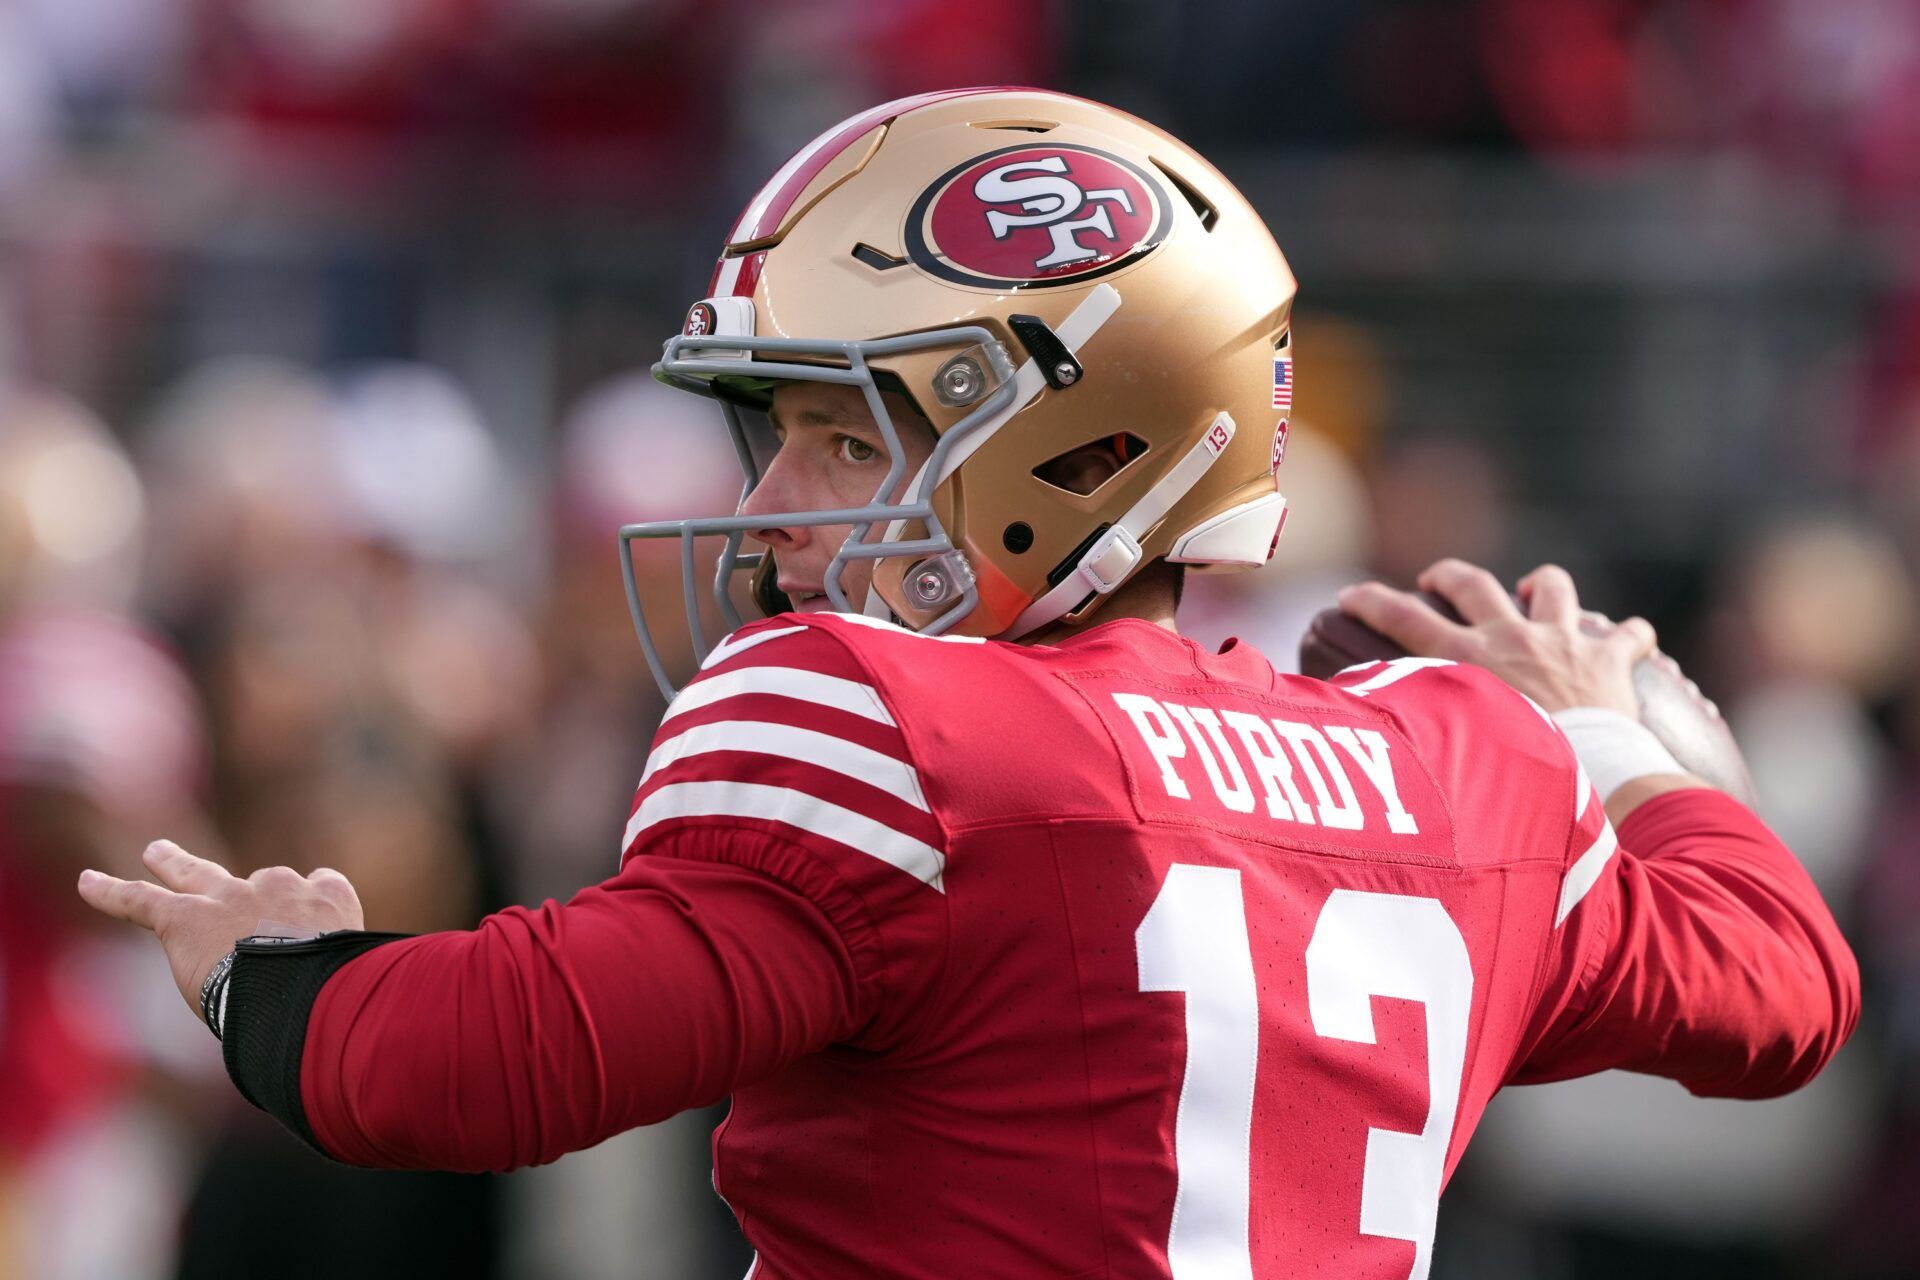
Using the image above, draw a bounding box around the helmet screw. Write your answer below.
[910,568,948,605]
[934,355,987,407]
[1053,361,1079,386]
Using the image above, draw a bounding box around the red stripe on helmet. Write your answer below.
[705,249,768,299]
[725,86,1034,246]
[732,250,765,298]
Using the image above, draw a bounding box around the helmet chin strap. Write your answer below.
[1005,411,1238,639]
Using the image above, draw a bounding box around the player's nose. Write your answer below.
[738,453,811,551]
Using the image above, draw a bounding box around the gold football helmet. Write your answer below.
[622,87,1297,696]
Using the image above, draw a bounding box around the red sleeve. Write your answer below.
[1511,787,1861,1098]
[300,839,864,1172]
[296,615,951,1172]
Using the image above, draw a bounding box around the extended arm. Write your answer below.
[83,837,867,1172]
[271,846,864,1171]
[1514,785,1859,1097]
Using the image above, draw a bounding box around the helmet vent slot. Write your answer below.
[970,119,1057,133]
[1151,157,1218,232]
[852,243,908,271]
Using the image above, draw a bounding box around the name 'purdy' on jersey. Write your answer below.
[1108,691,1430,838]
[1075,662,1459,872]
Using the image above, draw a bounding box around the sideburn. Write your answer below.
[751,555,793,617]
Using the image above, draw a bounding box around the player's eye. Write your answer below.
[836,435,880,464]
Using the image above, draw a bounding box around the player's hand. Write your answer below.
[1336,559,1655,715]
[78,841,364,1018]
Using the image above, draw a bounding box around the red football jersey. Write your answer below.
[295,613,1857,1280]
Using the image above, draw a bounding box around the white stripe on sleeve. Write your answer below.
[1555,822,1619,925]
[661,665,895,727]
[624,780,945,891]
[639,719,929,811]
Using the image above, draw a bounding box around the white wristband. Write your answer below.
[1551,707,1686,801]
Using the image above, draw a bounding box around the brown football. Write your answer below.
[1299,590,1757,806]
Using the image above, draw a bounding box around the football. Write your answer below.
[1299,590,1758,806]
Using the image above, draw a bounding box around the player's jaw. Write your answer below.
[777,543,876,613]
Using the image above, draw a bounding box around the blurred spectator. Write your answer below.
[0,392,217,1279]
[1720,516,1915,898]
[0,8,56,195]
[0,389,145,614]
[1367,433,1512,589]
[139,358,349,648]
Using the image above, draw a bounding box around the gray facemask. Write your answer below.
[620,325,1018,701]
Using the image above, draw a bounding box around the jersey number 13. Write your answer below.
[1136,865,1473,1280]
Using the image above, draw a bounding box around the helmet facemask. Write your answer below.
[620,324,1016,699]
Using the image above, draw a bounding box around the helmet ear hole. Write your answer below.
[1032,433,1148,496]
[1003,522,1035,554]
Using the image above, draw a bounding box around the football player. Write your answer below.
[82,89,1856,1280]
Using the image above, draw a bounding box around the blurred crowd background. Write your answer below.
[0,0,1915,1277]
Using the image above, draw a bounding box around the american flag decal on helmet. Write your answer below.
[1271,355,1293,411]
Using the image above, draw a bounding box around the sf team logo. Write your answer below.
[906,144,1172,289]
[683,302,717,338]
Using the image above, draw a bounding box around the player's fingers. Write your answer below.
[76,870,170,931]
[142,840,231,896]
[1611,615,1658,663]
[1416,559,1522,626]
[307,866,357,902]
[1517,564,1580,626]
[1338,582,1473,658]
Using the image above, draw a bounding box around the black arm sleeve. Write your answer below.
[221,931,413,1153]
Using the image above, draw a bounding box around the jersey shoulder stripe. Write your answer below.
[626,616,946,892]
[640,718,930,812]
[806,611,988,644]
[625,780,945,890]
[1333,656,1455,697]
[662,663,895,727]
[699,624,807,670]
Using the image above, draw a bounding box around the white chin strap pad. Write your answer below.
[1167,491,1287,567]
[1006,411,1239,638]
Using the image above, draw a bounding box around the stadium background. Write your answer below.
[0,0,1915,1276]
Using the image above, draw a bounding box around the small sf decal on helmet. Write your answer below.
[683,301,718,337]
[906,144,1172,290]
